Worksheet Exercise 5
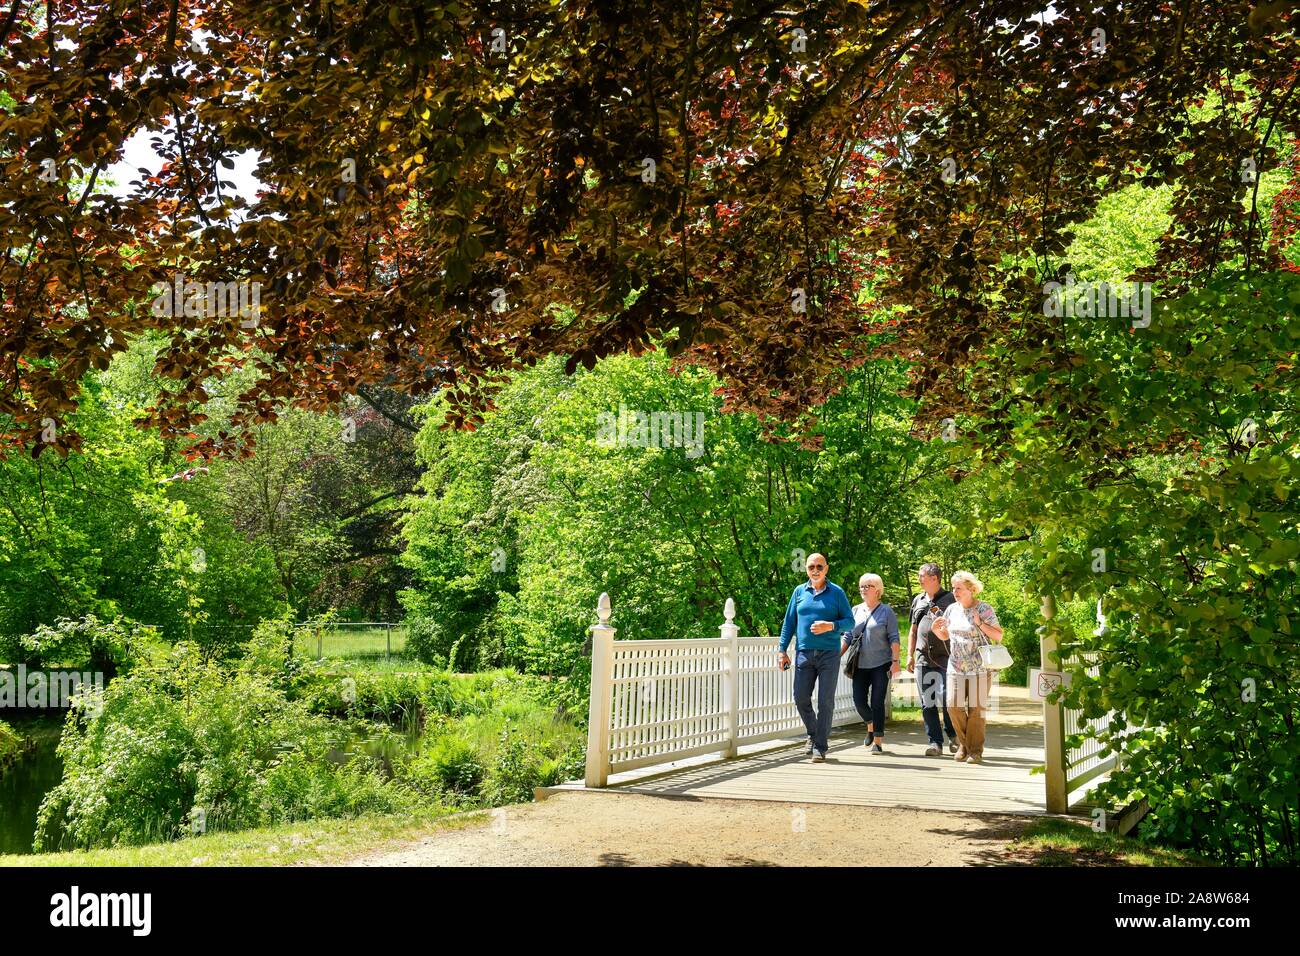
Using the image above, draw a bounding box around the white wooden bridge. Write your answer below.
[549,595,1122,820]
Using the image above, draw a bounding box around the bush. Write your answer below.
[403,616,450,669]
[0,615,161,673]
[287,664,571,728]
[403,736,486,802]
[397,683,586,809]
[0,719,27,776]
[481,726,544,806]
[237,614,298,681]
[289,666,450,730]
[34,642,419,851]
[537,743,586,789]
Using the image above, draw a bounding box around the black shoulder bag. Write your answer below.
[843,621,864,678]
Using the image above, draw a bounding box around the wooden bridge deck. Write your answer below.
[551,685,1079,816]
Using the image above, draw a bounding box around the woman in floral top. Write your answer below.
[931,571,1003,764]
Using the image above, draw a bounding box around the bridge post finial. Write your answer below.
[719,598,740,758]
[585,593,617,788]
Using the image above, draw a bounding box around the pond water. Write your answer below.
[328,723,424,774]
[0,725,63,855]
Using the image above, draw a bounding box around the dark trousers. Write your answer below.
[851,662,890,739]
[919,663,956,746]
[793,648,839,753]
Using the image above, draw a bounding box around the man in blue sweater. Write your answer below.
[778,552,857,762]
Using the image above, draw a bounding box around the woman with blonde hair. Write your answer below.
[842,573,901,754]
[930,570,1003,764]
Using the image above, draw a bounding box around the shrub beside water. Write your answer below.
[0,719,27,776]
[401,707,585,809]
[34,644,418,851]
[404,737,487,805]
[25,614,588,853]
[0,614,162,673]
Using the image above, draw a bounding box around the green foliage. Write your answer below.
[403,616,452,670]
[403,736,486,803]
[0,720,27,776]
[34,642,417,851]
[975,271,1300,865]
[0,337,417,649]
[0,384,207,641]
[237,614,299,679]
[0,349,284,647]
[1063,183,1173,283]
[400,352,1016,693]
[0,615,162,672]
[482,727,544,806]
[398,688,584,808]
[287,663,571,729]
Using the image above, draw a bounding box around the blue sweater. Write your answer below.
[779,582,857,652]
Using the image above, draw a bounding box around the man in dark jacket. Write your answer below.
[907,563,958,755]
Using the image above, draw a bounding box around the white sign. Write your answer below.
[1028,668,1071,700]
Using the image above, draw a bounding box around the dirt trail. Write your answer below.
[341,687,1047,867]
[342,791,1030,867]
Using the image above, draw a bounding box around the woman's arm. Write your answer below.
[976,602,1004,642]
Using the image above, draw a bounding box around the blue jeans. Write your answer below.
[852,663,890,739]
[919,663,956,746]
[793,648,839,753]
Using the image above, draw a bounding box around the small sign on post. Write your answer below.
[1028,667,1071,700]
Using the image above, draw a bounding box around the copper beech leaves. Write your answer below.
[1,1,1298,458]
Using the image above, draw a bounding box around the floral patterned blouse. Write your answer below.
[942,600,1001,676]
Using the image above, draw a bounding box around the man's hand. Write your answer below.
[891,660,901,677]
[778,651,791,671]
[810,620,834,635]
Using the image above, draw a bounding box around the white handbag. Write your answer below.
[951,606,1008,671]
[979,642,1013,671]
[958,603,1013,671]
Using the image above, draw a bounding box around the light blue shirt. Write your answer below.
[849,602,900,669]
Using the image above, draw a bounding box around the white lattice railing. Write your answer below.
[586,594,866,785]
[1060,650,1122,793]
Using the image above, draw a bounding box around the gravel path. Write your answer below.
[343,791,1030,867]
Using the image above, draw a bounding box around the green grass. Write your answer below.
[292,626,410,665]
[1005,817,1210,867]
[0,808,487,867]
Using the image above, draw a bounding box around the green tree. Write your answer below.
[972,271,1300,865]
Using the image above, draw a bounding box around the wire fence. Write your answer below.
[175,621,411,663]
[291,622,409,663]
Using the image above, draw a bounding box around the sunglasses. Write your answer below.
[808,564,825,571]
